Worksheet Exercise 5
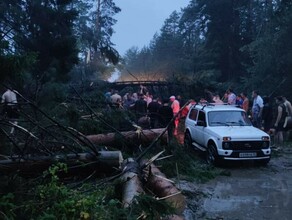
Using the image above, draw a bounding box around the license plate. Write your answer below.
[239,152,257,157]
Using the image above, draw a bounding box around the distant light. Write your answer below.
[108,68,121,82]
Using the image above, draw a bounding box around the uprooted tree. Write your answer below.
[0,88,190,219]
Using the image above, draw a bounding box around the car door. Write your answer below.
[196,110,207,146]
[186,108,199,141]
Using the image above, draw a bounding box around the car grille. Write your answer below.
[227,141,269,150]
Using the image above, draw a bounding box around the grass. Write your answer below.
[155,140,229,183]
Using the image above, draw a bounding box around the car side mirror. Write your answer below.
[197,120,206,127]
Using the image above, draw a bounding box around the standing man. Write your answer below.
[133,93,147,121]
[158,99,174,139]
[170,95,180,135]
[147,96,161,129]
[282,96,292,140]
[110,90,122,108]
[226,88,236,105]
[251,90,264,128]
[283,96,292,117]
[274,96,287,146]
[241,92,249,113]
[2,88,18,134]
[262,96,273,132]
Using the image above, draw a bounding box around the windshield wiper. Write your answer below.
[226,121,245,126]
[211,121,230,126]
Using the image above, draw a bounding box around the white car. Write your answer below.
[184,103,271,165]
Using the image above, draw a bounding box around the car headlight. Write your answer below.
[223,136,231,141]
[262,136,270,141]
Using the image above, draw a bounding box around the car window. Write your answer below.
[198,111,206,122]
[208,111,252,126]
[189,109,198,121]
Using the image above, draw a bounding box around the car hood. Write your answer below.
[207,126,269,140]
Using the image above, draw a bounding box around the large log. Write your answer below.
[0,151,123,177]
[86,128,168,148]
[145,163,186,214]
[118,158,144,208]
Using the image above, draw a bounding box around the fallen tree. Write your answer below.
[115,155,186,219]
[0,89,188,218]
[0,151,123,176]
[144,163,186,214]
[118,158,144,208]
[86,128,168,148]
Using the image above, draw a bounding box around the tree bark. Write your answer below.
[0,151,123,176]
[118,158,144,208]
[145,163,186,214]
[86,128,168,148]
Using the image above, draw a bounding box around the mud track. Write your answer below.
[180,146,292,220]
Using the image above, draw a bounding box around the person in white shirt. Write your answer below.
[251,90,264,128]
[227,89,236,105]
[2,88,18,134]
[110,90,122,108]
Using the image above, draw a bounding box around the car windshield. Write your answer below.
[208,111,252,126]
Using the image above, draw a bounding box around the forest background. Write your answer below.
[1,0,292,101]
[1,0,292,219]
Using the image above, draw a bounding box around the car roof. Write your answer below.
[191,103,244,112]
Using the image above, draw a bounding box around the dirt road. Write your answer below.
[180,146,292,220]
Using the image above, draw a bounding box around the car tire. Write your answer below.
[206,144,219,166]
[184,132,192,149]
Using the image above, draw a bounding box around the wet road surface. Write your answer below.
[180,147,292,220]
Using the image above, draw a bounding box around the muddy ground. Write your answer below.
[179,145,292,220]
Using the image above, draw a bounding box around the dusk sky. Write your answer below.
[112,0,190,56]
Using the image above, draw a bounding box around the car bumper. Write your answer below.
[218,149,271,160]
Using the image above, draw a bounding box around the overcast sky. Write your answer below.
[112,0,190,56]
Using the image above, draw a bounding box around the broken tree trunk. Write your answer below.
[0,151,123,177]
[86,128,168,148]
[118,158,144,208]
[144,163,186,214]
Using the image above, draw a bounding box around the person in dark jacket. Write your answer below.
[158,99,174,138]
[147,97,161,128]
[262,96,273,132]
[133,93,147,120]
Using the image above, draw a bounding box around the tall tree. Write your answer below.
[152,11,184,74]
[195,0,244,82]
[0,0,79,96]
[91,0,121,64]
[0,1,35,84]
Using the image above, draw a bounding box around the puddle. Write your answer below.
[179,159,292,220]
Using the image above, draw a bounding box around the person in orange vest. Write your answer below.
[170,96,180,135]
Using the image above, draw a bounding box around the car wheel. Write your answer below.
[184,132,192,149]
[206,144,218,166]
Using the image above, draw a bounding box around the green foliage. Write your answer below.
[39,83,68,107]
[16,163,121,219]
[0,193,16,220]
[0,163,175,219]
[157,141,226,183]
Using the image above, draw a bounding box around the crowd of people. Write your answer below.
[203,88,292,146]
[1,84,291,146]
[104,85,292,145]
[104,85,185,136]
